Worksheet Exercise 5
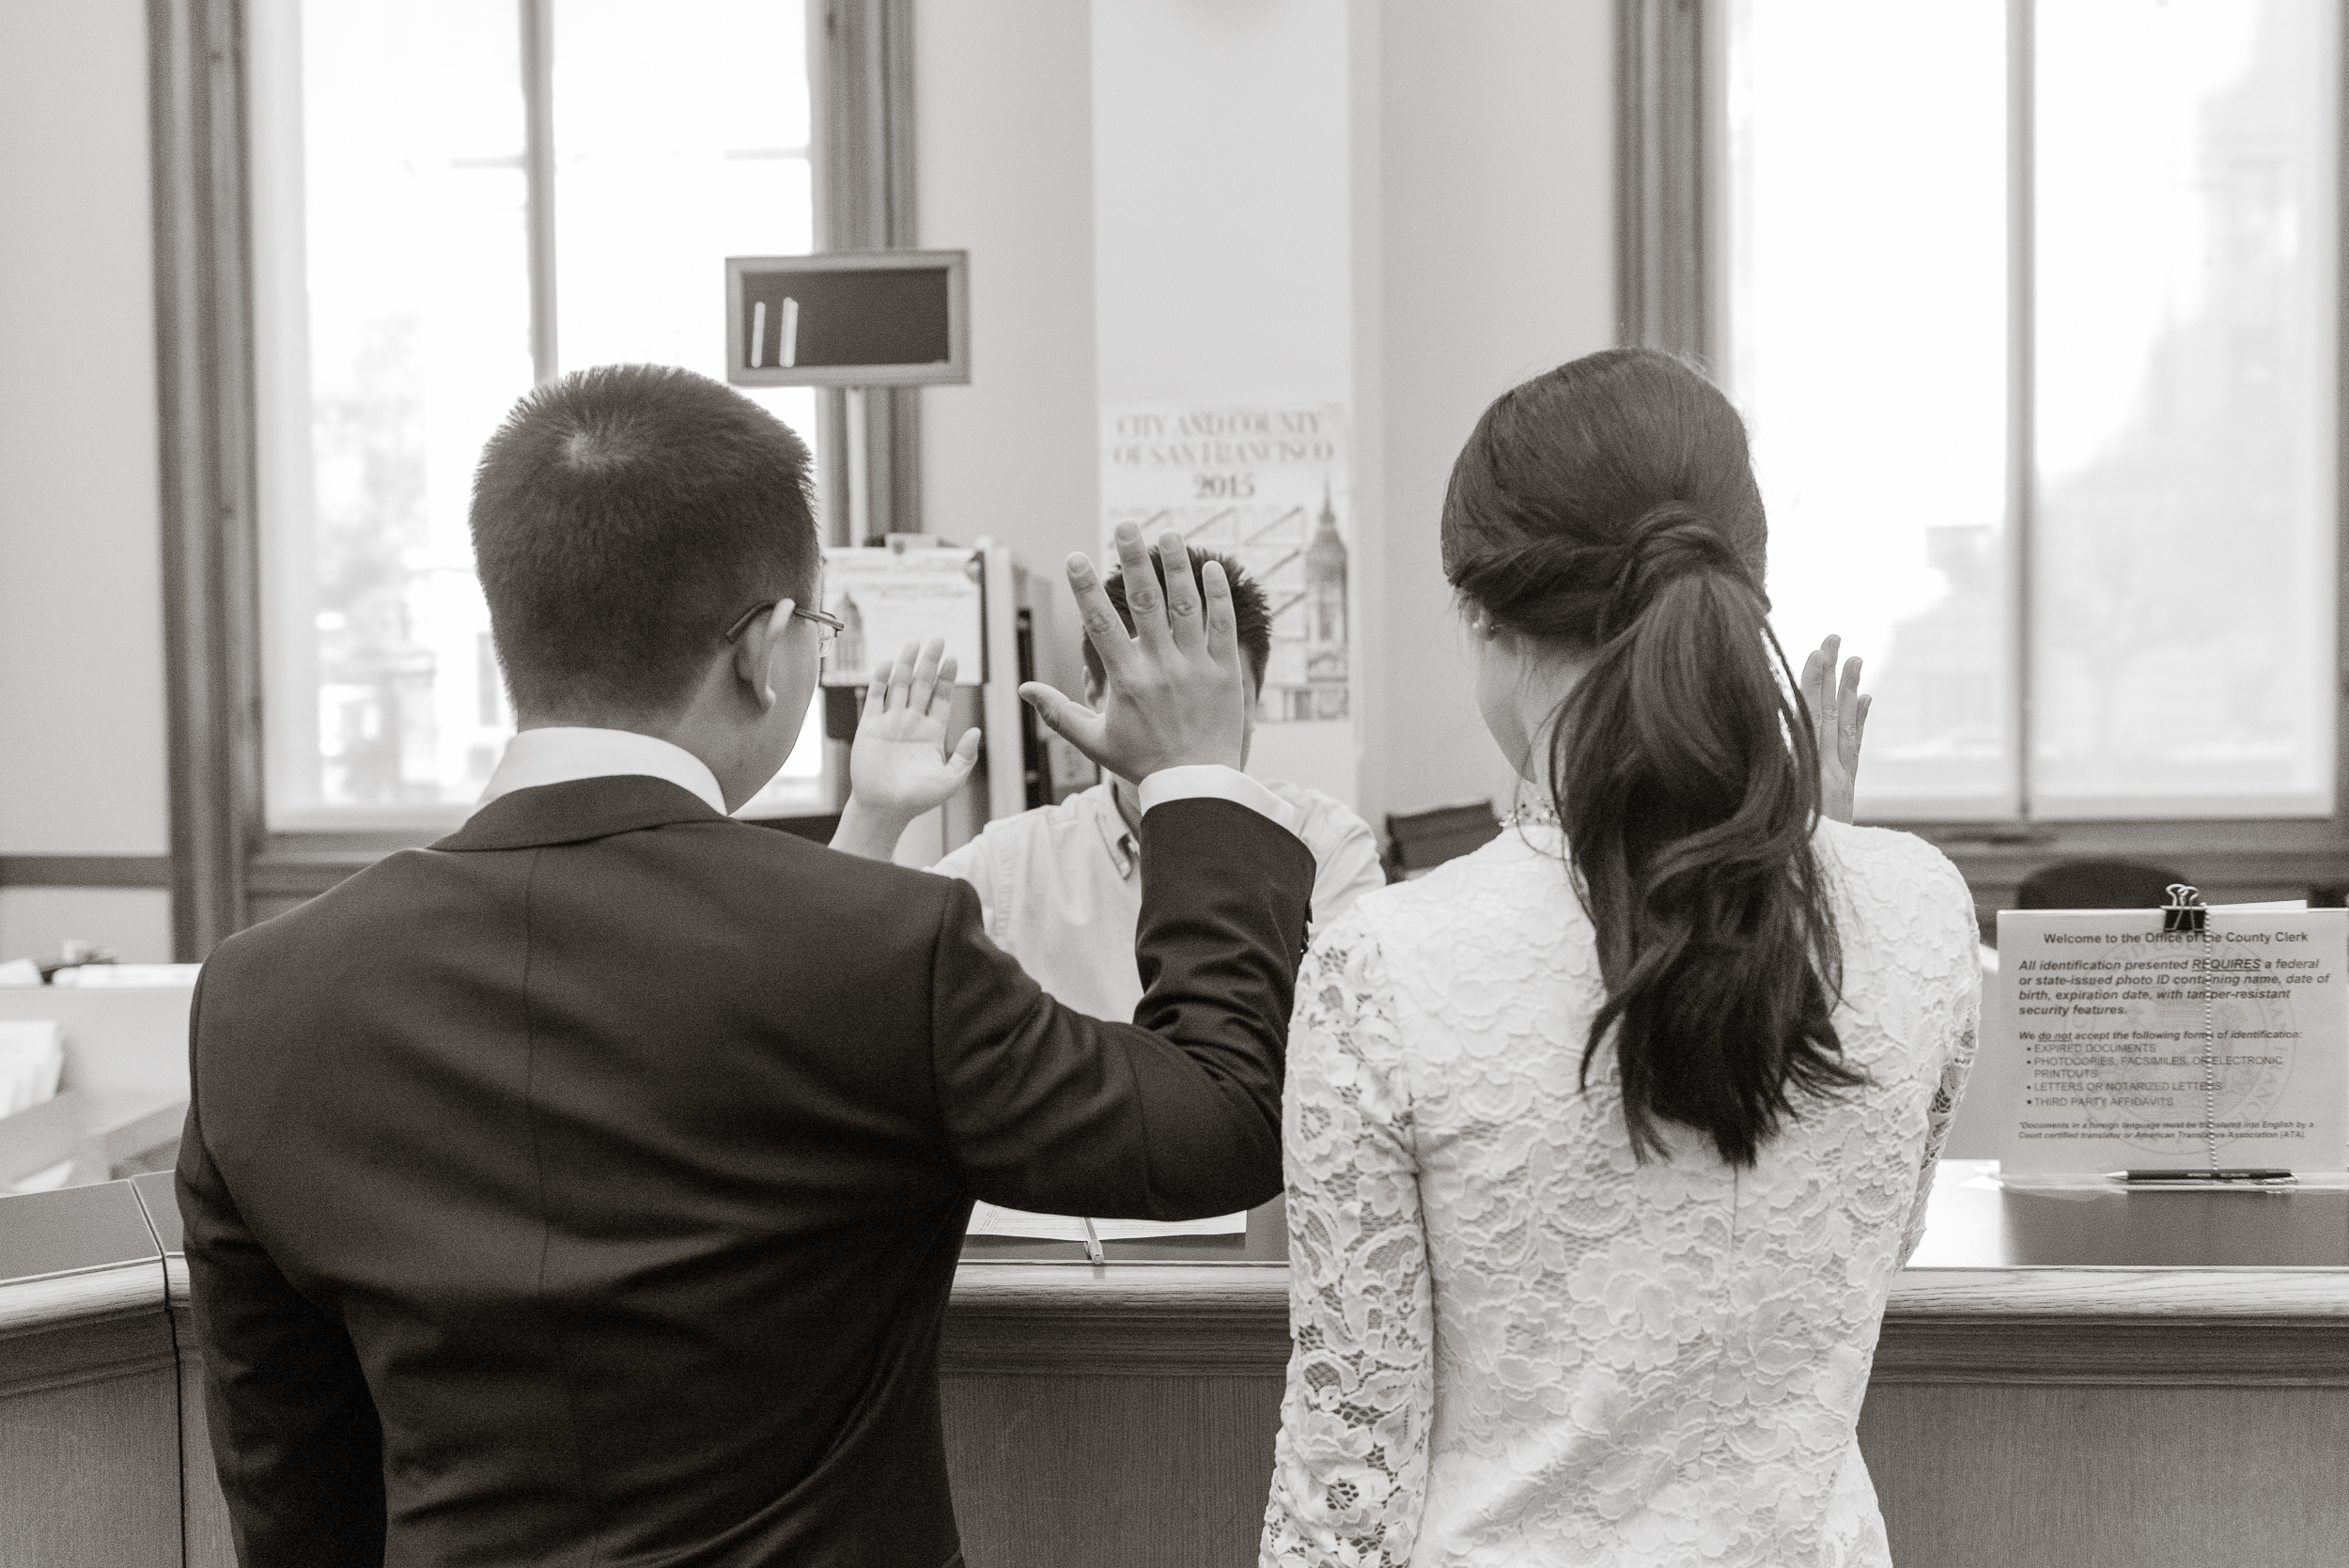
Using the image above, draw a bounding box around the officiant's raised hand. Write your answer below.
[851,639,982,811]
[1020,523,1251,781]
[829,639,982,859]
[1800,633,1870,825]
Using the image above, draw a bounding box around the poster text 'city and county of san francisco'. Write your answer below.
[1100,405,1351,726]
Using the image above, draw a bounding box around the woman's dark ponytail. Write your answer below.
[1443,349,1857,1168]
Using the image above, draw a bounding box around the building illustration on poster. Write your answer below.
[1100,405,1350,726]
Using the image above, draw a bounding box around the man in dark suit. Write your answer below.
[178,365,1314,1567]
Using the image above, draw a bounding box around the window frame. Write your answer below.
[1619,0,2349,919]
[153,0,913,957]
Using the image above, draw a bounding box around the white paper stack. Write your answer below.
[51,964,204,987]
[964,1203,1248,1243]
[0,1019,65,1118]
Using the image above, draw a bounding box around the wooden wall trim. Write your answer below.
[149,0,264,961]
[0,857,175,891]
[179,834,2349,926]
[0,1261,175,1398]
[1877,1268,2349,1385]
[814,0,915,262]
[1875,1315,2349,1387]
[944,1265,1291,1376]
[941,1264,2349,1383]
[0,1258,168,1337]
[814,0,921,539]
[1616,0,1710,361]
[162,1254,239,1564]
[1888,1267,2349,1319]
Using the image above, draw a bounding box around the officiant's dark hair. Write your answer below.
[1441,348,1858,1168]
[471,364,819,720]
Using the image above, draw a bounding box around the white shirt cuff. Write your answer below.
[1137,766,1302,837]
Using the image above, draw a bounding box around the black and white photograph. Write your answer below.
[2,2,2345,1565]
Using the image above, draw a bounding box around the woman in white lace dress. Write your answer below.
[1262,350,1980,1567]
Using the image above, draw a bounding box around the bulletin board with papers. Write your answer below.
[818,546,987,689]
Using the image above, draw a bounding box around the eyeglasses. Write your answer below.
[725,600,844,655]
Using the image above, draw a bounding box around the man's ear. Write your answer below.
[732,598,794,711]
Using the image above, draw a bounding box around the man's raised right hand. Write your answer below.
[1019,523,1251,783]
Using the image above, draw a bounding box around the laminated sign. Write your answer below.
[1996,903,2349,1173]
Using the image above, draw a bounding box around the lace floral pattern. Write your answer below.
[1263,821,1981,1567]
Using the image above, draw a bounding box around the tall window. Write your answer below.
[1726,0,2338,821]
[251,0,824,829]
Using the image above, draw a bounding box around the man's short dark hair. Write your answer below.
[471,365,819,719]
[1081,547,1272,691]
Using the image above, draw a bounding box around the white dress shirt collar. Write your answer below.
[1086,784,1142,878]
[1085,768,1301,879]
[474,727,727,817]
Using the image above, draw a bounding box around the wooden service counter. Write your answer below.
[942,1165,2349,1567]
[4,1167,2345,1567]
[0,1172,223,1567]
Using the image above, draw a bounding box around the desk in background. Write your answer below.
[0,986,191,1194]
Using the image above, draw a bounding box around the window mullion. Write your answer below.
[521,0,559,383]
[2009,0,2036,821]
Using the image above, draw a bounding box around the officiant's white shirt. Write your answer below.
[931,778,1379,1022]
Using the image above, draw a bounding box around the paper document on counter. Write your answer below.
[1995,908,2348,1173]
[964,1203,1247,1243]
[0,1020,64,1118]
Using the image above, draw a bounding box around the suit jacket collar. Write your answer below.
[432,775,731,852]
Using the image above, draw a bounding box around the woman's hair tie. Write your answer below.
[1597,503,1757,640]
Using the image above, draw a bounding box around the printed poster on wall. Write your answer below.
[1100,405,1353,728]
[1995,908,2349,1174]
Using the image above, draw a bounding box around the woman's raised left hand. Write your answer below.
[1800,634,1870,825]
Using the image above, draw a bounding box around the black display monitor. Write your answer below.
[725,250,968,387]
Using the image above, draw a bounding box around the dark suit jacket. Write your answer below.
[178,776,1314,1568]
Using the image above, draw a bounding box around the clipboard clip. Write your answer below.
[2162,883,2207,933]
[2113,1168,2297,1186]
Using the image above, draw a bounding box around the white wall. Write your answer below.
[914,0,1617,825]
[0,889,174,967]
[1089,1,1355,409]
[1090,0,1360,802]
[914,0,1097,696]
[1367,0,1616,826]
[0,0,175,960]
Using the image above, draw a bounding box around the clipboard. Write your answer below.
[1994,889,2349,1180]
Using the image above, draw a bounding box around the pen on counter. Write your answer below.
[1080,1216,1106,1264]
[2108,1169,2296,1185]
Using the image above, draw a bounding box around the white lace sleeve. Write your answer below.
[1262,916,1431,1568]
[1896,872,1984,1268]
